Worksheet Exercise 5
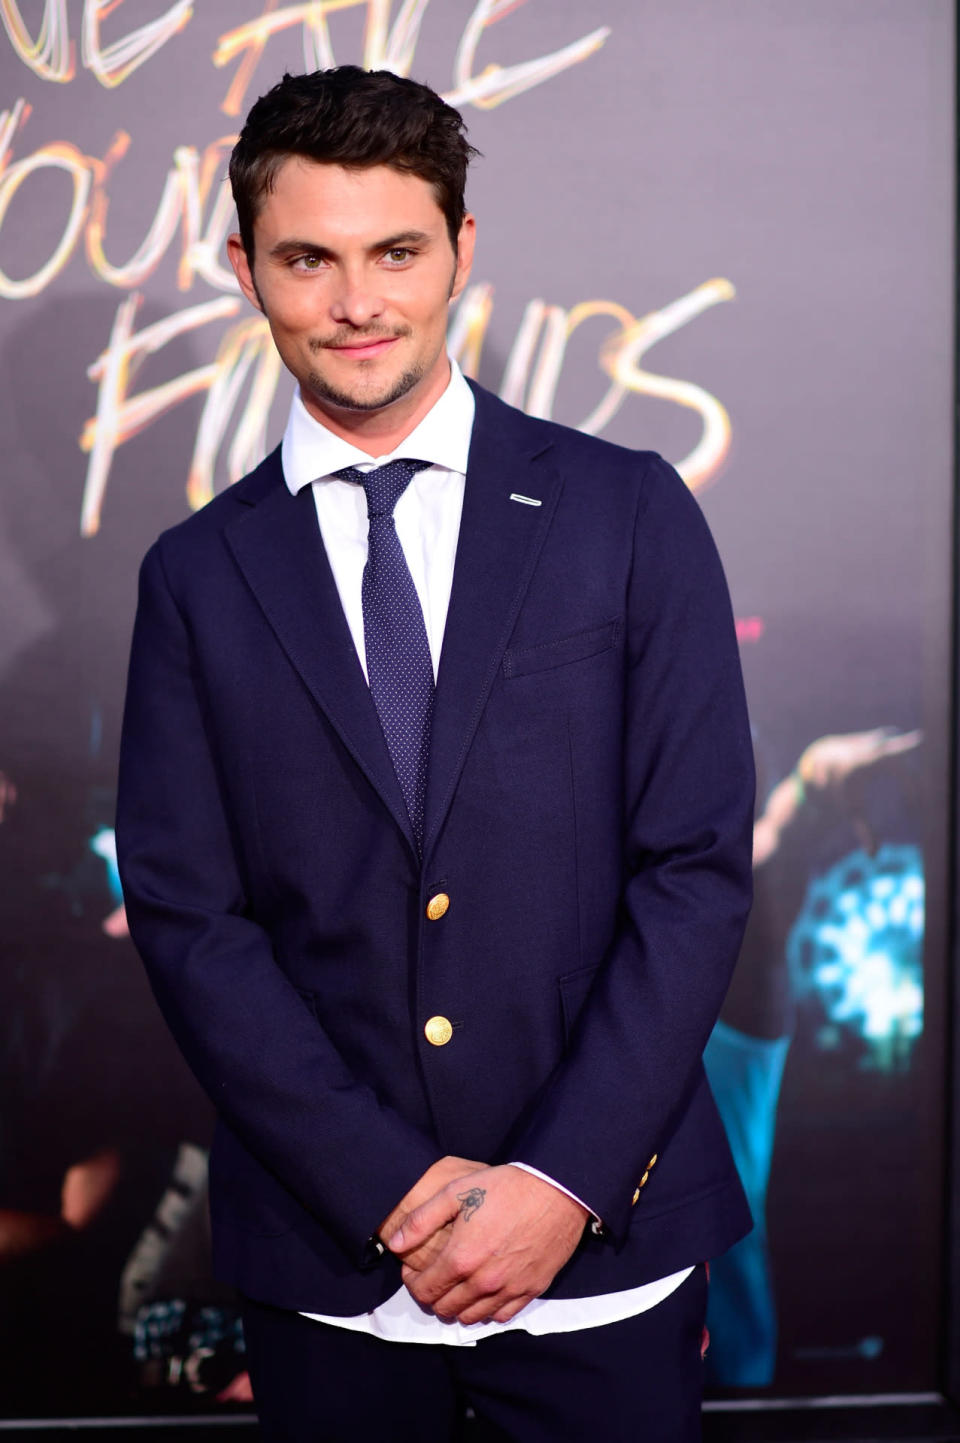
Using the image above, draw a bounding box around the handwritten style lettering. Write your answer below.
[79,276,734,534]
[0,0,193,87]
[450,0,607,111]
[79,293,242,536]
[450,281,734,491]
[213,0,609,117]
[0,3,607,297]
[0,100,91,300]
[0,0,73,81]
[600,279,735,491]
[86,132,239,292]
[0,103,238,299]
[186,316,283,512]
[0,2,734,524]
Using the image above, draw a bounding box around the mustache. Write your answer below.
[310,326,412,351]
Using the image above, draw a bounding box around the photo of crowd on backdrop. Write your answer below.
[0,0,951,1419]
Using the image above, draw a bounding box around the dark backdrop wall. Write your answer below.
[0,0,953,1415]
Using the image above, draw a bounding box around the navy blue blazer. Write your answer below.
[116,382,755,1316]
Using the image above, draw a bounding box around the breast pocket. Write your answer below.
[502,620,621,679]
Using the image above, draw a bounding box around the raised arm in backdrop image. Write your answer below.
[0,1,952,1436]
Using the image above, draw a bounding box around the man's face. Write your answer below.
[228,159,475,435]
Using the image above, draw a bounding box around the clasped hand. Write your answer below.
[379,1158,588,1326]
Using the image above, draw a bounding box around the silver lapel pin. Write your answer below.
[509,493,542,507]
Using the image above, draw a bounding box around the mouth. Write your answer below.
[324,336,402,361]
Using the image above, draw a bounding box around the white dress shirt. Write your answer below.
[280,361,691,1344]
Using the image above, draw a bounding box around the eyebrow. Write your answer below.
[267,230,433,260]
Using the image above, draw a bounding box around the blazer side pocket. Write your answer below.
[558,962,601,1044]
[503,619,620,679]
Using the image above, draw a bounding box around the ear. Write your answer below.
[450,214,476,302]
[227,233,263,313]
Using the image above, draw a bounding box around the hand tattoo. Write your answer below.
[456,1186,486,1221]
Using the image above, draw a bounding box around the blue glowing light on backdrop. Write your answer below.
[786,845,924,1072]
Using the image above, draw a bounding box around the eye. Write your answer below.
[291,253,324,271]
[384,247,414,265]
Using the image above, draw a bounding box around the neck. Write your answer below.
[300,357,452,456]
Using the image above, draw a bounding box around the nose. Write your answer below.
[329,262,385,328]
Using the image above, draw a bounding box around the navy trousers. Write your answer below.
[241,1265,707,1442]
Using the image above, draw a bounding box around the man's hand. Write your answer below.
[797,727,922,790]
[753,727,923,868]
[378,1155,484,1275]
[386,1164,588,1325]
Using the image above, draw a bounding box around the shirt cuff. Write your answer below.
[508,1162,603,1230]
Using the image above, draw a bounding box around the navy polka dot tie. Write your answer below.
[335,459,434,851]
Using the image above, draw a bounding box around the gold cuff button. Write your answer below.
[631,1187,641,1206]
[424,1015,453,1047]
[639,1170,650,1188]
[647,1153,658,1169]
[426,893,450,921]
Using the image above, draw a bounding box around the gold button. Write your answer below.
[647,1153,658,1169]
[631,1187,641,1206]
[639,1170,650,1188]
[424,1015,453,1047]
[426,892,450,921]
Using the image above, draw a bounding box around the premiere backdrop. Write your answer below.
[0,0,952,1415]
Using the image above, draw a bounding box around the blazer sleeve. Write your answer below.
[509,457,755,1242]
[116,540,439,1264]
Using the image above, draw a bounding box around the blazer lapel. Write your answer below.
[423,387,561,858]
[225,458,418,858]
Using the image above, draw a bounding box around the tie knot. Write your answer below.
[335,458,429,519]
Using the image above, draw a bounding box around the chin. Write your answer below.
[305,363,426,414]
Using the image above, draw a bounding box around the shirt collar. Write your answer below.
[281,360,475,495]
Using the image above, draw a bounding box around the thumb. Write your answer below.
[386,1185,461,1253]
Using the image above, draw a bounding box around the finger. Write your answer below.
[878,729,923,756]
[436,1280,537,1326]
[456,1290,527,1326]
[378,1204,405,1241]
[380,1160,486,1243]
[403,1259,461,1308]
[397,1226,452,1274]
[386,1186,461,1253]
[429,1279,499,1323]
[491,1295,537,1324]
[400,1258,460,1293]
[416,1251,517,1320]
[404,1249,481,1310]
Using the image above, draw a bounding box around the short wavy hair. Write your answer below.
[230,66,479,260]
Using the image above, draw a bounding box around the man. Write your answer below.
[117,65,754,1441]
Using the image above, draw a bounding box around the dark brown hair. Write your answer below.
[229,66,479,260]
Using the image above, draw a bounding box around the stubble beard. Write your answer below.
[303,358,427,414]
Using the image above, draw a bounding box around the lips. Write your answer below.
[327,336,400,360]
